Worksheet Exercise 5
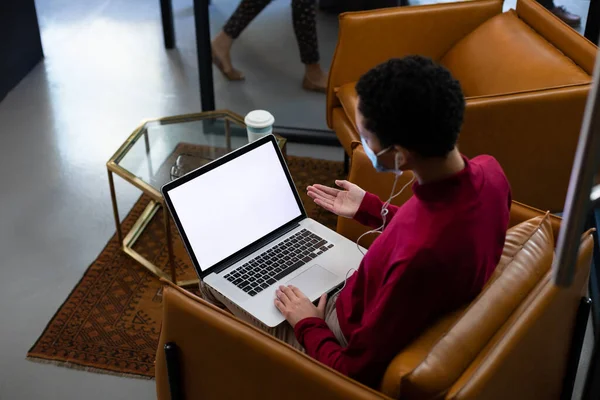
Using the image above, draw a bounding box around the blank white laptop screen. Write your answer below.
[167,142,302,271]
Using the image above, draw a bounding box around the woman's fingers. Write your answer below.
[307,190,328,204]
[309,184,341,196]
[274,298,285,312]
[307,186,338,213]
[289,285,307,299]
[314,198,335,213]
[309,192,335,206]
[276,287,291,304]
[335,180,355,191]
[307,190,336,208]
[308,186,337,202]
[280,285,297,301]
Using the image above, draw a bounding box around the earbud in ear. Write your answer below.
[395,153,404,170]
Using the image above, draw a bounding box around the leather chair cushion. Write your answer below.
[440,10,591,97]
[398,214,555,399]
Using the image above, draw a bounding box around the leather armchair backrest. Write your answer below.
[327,0,503,126]
[516,0,597,75]
[440,9,591,97]
[446,231,594,400]
[155,282,390,400]
[395,214,555,399]
[459,84,590,212]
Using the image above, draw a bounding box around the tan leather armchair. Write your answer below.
[327,0,597,212]
[155,144,593,399]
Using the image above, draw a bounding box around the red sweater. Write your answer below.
[295,155,511,388]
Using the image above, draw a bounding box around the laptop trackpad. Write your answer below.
[285,265,338,300]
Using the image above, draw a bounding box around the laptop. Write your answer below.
[161,134,364,327]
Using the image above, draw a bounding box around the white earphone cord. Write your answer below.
[337,175,413,295]
[355,174,415,256]
[334,267,357,296]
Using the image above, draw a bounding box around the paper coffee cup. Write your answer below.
[245,110,275,143]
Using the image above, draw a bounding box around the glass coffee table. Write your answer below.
[107,110,287,287]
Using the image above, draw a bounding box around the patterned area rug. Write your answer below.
[27,154,345,378]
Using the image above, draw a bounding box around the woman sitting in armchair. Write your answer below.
[201,56,512,388]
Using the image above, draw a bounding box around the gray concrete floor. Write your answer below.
[0,1,342,398]
[0,0,594,398]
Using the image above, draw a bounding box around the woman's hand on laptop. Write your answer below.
[307,180,366,219]
[274,285,327,327]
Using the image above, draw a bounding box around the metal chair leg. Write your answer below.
[194,0,216,111]
[165,342,184,400]
[344,152,350,174]
[160,0,176,48]
[584,0,599,44]
[561,297,592,399]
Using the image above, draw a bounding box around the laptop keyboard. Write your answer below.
[223,229,335,297]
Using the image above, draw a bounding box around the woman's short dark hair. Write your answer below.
[355,56,465,158]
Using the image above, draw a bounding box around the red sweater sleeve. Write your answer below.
[353,192,401,229]
[294,255,436,387]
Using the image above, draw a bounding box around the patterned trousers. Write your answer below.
[223,0,320,64]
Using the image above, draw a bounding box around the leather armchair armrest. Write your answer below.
[326,0,503,127]
[156,282,390,400]
[459,83,590,212]
[336,143,414,247]
[380,307,467,398]
[509,201,562,241]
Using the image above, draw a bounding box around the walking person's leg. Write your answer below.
[212,0,272,80]
[212,0,328,92]
[291,0,328,92]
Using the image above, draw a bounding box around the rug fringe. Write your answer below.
[26,356,154,381]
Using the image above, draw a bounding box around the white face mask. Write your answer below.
[361,137,404,176]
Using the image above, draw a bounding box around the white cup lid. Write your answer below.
[245,110,275,128]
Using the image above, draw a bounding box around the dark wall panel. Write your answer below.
[0,0,44,101]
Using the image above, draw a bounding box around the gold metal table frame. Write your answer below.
[106,110,286,287]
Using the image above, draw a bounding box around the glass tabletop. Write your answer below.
[111,112,286,195]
